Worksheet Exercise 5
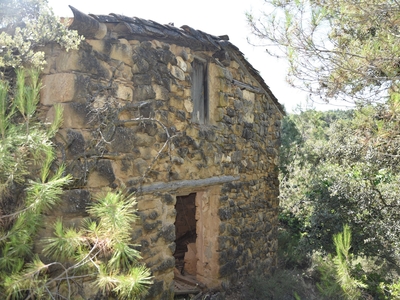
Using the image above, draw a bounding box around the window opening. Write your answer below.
[191,59,208,124]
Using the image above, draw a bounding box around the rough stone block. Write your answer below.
[46,103,88,129]
[134,132,156,147]
[58,189,91,216]
[170,82,184,96]
[168,96,185,110]
[170,65,185,81]
[152,84,169,101]
[137,198,161,211]
[110,39,134,66]
[44,49,81,73]
[133,73,152,85]
[41,73,76,105]
[113,63,133,81]
[133,85,156,100]
[219,261,236,277]
[86,39,107,54]
[209,63,232,80]
[160,224,175,243]
[139,147,158,160]
[182,87,191,98]
[132,56,150,74]
[176,56,187,71]
[143,220,162,233]
[163,194,175,205]
[156,48,177,65]
[131,158,148,177]
[109,127,136,153]
[66,129,85,158]
[116,84,133,101]
[230,60,240,69]
[183,98,193,113]
[243,90,256,102]
[153,256,175,272]
[218,92,229,107]
[145,280,164,300]
[87,159,116,188]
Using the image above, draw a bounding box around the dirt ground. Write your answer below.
[174,281,247,300]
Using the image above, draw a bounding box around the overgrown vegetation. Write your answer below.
[279,107,400,261]
[0,0,82,72]
[244,107,400,299]
[0,68,152,299]
[0,2,152,298]
[247,0,400,106]
[244,0,400,298]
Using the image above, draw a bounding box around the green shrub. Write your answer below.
[278,212,310,269]
[314,225,365,300]
[333,225,366,299]
[244,269,310,300]
[313,253,345,299]
[0,70,152,299]
[314,225,378,300]
[278,228,309,269]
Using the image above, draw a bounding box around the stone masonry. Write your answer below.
[39,6,283,300]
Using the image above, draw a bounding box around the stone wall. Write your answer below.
[40,33,281,299]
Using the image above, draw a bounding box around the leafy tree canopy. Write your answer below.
[0,0,82,72]
[251,0,400,263]
[0,0,43,26]
[247,0,400,105]
[250,0,400,296]
[280,107,400,268]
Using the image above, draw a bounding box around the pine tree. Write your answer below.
[0,69,152,299]
[333,225,366,299]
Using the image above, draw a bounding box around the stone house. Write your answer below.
[40,6,283,299]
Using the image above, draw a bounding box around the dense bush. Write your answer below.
[0,70,152,298]
[274,107,400,299]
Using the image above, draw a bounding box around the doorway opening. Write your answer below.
[174,193,197,276]
[173,187,221,293]
[173,193,202,294]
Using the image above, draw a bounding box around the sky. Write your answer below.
[47,0,315,113]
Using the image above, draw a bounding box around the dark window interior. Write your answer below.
[191,59,208,124]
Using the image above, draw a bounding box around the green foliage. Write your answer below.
[0,69,64,195]
[40,190,152,299]
[244,269,311,300]
[249,0,400,297]
[314,254,344,299]
[0,0,83,71]
[247,0,400,105]
[0,69,71,295]
[313,226,397,299]
[380,280,400,299]
[0,3,150,299]
[279,106,400,261]
[0,70,152,299]
[96,263,152,299]
[278,107,400,298]
[278,212,309,269]
[251,0,400,261]
[332,225,366,299]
